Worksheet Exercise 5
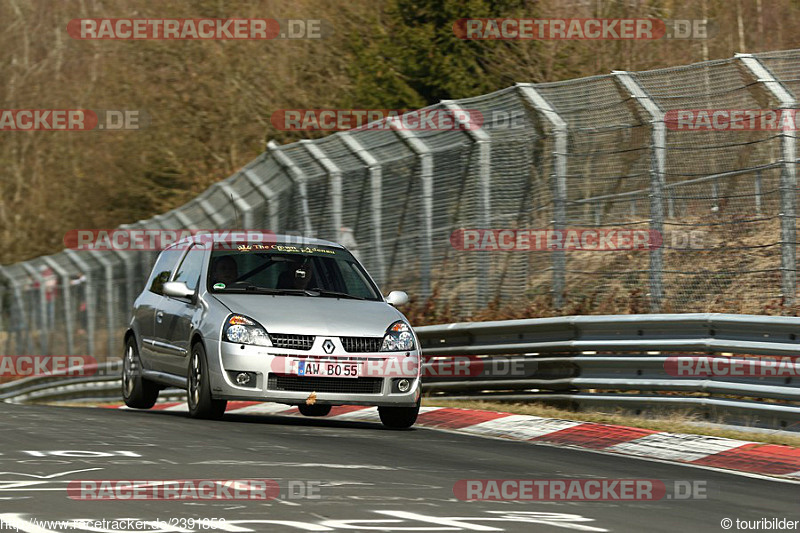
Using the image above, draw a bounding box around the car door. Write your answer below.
[136,247,184,369]
[152,244,207,376]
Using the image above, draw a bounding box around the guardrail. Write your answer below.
[3,313,800,431]
[416,313,800,431]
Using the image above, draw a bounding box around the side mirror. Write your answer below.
[163,281,194,300]
[385,290,409,306]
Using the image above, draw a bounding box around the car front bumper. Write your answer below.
[209,340,421,408]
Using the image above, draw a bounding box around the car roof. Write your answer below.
[166,232,344,250]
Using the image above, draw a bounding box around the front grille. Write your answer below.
[269,333,315,350]
[340,336,383,353]
[268,374,383,394]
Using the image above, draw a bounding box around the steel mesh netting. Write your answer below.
[634,59,785,312]
[4,50,800,361]
[534,75,653,310]
[423,136,475,310]
[458,87,552,307]
[252,158,297,232]
[276,142,329,239]
[347,124,422,295]
[313,136,377,282]
[754,49,800,310]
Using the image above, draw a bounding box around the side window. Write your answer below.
[147,248,183,295]
[174,246,205,292]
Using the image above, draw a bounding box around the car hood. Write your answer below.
[211,293,407,337]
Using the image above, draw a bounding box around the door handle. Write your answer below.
[156,311,164,323]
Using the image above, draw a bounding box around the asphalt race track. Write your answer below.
[0,402,798,532]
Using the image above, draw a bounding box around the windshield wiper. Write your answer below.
[308,289,366,300]
[216,285,314,296]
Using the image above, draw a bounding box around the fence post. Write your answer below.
[755,170,763,215]
[91,252,117,360]
[443,100,492,307]
[613,71,666,312]
[215,181,254,229]
[21,263,48,354]
[242,169,280,232]
[302,140,342,241]
[197,197,227,227]
[517,84,567,309]
[341,132,386,284]
[64,250,95,360]
[738,54,797,308]
[0,266,32,355]
[41,256,75,357]
[268,141,314,238]
[390,117,434,299]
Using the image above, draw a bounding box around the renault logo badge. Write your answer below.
[322,339,335,354]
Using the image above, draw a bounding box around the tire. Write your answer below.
[187,342,227,420]
[122,337,159,409]
[298,404,332,417]
[378,398,420,429]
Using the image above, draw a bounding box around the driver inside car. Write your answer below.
[210,256,239,286]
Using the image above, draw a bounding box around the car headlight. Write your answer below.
[380,321,415,351]
[223,314,272,347]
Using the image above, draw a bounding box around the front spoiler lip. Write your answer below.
[212,377,421,407]
[212,391,420,408]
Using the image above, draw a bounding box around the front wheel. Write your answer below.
[187,343,227,420]
[378,399,419,429]
[122,337,159,409]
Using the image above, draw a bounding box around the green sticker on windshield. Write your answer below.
[213,282,226,290]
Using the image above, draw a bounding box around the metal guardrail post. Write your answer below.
[242,169,280,231]
[197,198,227,227]
[268,141,314,238]
[389,117,434,299]
[64,250,95,359]
[214,182,254,229]
[517,84,567,309]
[302,140,342,241]
[0,266,32,354]
[91,251,117,360]
[341,132,386,283]
[755,170,763,215]
[21,263,48,354]
[443,100,492,307]
[41,256,75,356]
[109,249,137,313]
[613,71,666,312]
[738,54,797,307]
[171,210,195,229]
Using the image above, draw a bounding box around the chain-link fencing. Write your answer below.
[2,49,799,362]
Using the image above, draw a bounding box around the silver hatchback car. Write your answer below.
[122,234,421,428]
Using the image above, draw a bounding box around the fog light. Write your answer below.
[236,372,251,385]
[397,378,411,392]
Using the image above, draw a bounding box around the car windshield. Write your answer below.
[207,243,382,301]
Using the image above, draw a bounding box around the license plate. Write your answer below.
[295,360,360,378]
